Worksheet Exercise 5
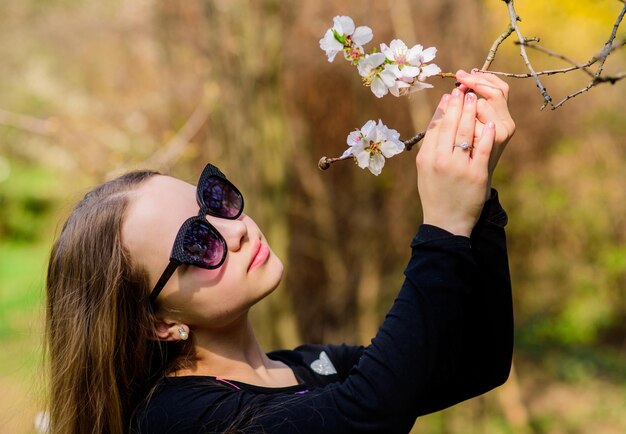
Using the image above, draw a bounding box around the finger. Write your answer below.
[476,99,510,144]
[459,70,515,137]
[455,70,509,111]
[465,69,510,100]
[471,121,496,172]
[420,93,450,156]
[452,91,477,158]
[476,98,499,126]
[470,69,510,99]
[473,120,485,143]
[436,87,466,155]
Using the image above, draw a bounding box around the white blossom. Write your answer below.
[380,39,422,80]
[319,29,344,62]
[357,54,397,98]
[319,16,373,63]
[379,39,441,96]
[341,120,405,175]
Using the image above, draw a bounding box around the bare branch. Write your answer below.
[516,42,595,77]
[505,0,552,109]
[553,72,626,109]
[551,3,626,109]
[477,39,625,78]
[402,131,426,151]
[482,22,515,70]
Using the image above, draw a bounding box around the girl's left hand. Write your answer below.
[416,89,496,237]
[455,69,516,193]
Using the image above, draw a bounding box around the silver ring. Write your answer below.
[453,141,473,151]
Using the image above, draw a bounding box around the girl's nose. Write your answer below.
[209,215,247,252]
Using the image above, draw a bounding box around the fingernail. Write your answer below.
[487,121,495,129]
[465,92,476,102]
[452,88,462,97]
[457,69,469,78]
[441,94,450,103]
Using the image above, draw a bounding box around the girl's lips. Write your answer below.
[248,242,270,272]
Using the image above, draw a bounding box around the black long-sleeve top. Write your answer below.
[132,190,513,433]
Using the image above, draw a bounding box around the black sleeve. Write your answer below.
[136,191,513,434]
[252,191,511,432]
[414,189,513,415]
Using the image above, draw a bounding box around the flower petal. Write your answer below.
[419,47,437,63]
[370,77,389,98]
[341,147,354,158]
[333,16,355,36]
[357,53,384,76]
[360,120,377,136]
[347,130,362,146]
[319,30,344,62]
[357,59,371,76]
[398,65,420,78]
[355,150,371,169]
[389,39,408,53]
[380,43,393,61]
[407,44,424,62]
[352,26,373,46]
[379,68,397,88]
[419,63,441,79]
[377,121,402,142]
[380,140,404,158]
[407,81,434,94]
[387,64,402,78]
[366,52,386,67]
[326,50,340,62]
[368,154,385,175]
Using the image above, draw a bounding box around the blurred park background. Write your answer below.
[1,0,625,432]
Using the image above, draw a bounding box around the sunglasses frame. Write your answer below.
[148,163,244,304]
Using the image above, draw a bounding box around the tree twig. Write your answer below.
[482,22,515,70]
[552,3,626,109]
[515,41,596,78]
[504,0,552,109]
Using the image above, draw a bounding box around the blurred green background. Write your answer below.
[1,0,625,433]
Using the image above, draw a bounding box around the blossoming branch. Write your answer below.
[319,15,450,175]
[319,16,444,98]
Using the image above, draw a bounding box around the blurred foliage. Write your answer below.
[0,0,625,433]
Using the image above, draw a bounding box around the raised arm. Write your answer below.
[261,80,512,431]
[415,70,516,414]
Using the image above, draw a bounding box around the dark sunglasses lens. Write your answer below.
[182,220,225,267]
[202,177,243,218]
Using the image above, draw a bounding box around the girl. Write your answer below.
[45,70,515,433]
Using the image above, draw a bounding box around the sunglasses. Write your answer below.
[148,163,244,304]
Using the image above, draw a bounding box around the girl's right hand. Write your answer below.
[416,88,496,237]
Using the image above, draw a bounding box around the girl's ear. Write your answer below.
[154,319,189,342]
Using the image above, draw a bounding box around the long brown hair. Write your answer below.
[45,170,178,433]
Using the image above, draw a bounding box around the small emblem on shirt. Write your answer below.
[310,351,338,376]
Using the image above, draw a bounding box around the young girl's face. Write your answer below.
[122,174,284,329]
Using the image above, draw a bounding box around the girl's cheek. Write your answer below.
[189,264,227,285]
